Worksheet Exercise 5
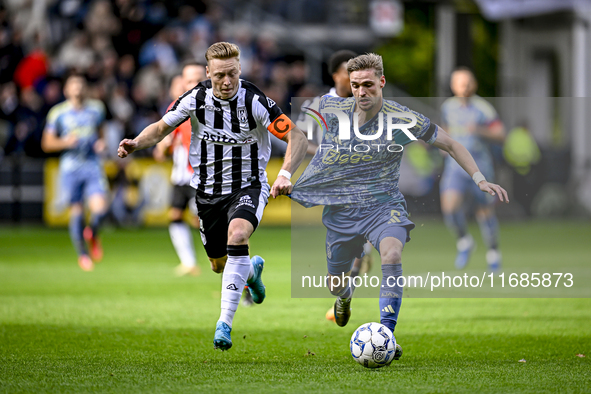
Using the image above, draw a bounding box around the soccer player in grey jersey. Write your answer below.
[292,53,508,361]
[118,42,308,351]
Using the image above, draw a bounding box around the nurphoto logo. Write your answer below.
[302,107,417,153]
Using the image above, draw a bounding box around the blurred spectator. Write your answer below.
[84,0,121,38]
[4,87,44,157]
[0,12,24,85]
[139,28,178,75]
[4,0,50,50]
[55,30,95,72]
[116,54,136,90]
[13,34,48,89]
[0,0,327,184]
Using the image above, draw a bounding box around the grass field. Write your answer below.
[1,222,590,393]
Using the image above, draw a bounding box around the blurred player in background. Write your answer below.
[41,74,109,271]
[292,54,508,361]
[153,61,207,277]
[118,42,308,351]
[440,67,506,271]
[297,50,373,322]
[298,50,357,154]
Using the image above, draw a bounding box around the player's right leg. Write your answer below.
[199,185,269,350]
[323,207,370,327]
[214,219,254,350]
[325,223,365,327]
[85,192,108,263]
[83,166,109,263]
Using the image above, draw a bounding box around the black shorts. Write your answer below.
[171,184,196,211]
[195,184,270,258]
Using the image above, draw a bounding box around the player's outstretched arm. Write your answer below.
[432,126,509,203]
[153,133,174,162]
[41,131,78,153]
[270,125,308,198]
[118,119,174,158]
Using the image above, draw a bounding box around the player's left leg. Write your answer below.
[365,207,414,362]
[376,234,406,334]
[441,185,474,269]
[83,168,109,262]
[85,193,108,262]
[475,205,501,271]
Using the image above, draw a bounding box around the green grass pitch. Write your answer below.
[1,221,590,393]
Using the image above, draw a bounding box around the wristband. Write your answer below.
[472,171,486,185]
[278,169,292,180]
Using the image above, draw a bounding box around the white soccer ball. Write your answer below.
[350,322,396,368]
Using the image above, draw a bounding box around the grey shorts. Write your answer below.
[323,204,415,275]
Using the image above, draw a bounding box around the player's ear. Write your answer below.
[206,66,211,78]
[380,75,386,88]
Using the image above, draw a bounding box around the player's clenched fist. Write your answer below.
[118,139,138,158]
[270,176,292,198]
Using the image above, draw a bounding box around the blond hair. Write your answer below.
[346,53,383,77]
[205,42,241,62]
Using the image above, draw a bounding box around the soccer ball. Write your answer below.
[350,322,396,368]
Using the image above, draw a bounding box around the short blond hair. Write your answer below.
[346,53,383,78]
[205,42,240,62]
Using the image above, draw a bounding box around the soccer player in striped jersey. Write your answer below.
[154,61,207,277]
[440,68,506,271]
[118,42,308,350]
[291,54,509,361]
[42,73,109,272]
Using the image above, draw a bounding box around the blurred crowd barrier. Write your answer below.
[36,157,293,227]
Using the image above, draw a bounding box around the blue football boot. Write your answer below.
[213,321,232,350]
[247,256,266,304]
[486,249,502,272]
[455,235,475,270]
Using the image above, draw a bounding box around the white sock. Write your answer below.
[169,222,196,267]
[248,261,254,282]
[219,255,250,327]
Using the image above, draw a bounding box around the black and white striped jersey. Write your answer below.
[162,79,292,196]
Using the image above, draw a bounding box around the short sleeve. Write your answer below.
[163,90,194,128]
[388,102,437,145]
[476,99,499,126]
[45,105,61,135]
[253,93,283,128]
[253,92,295,139]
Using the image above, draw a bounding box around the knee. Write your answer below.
[381,248,401,265]
[169,208,183,222]
[70,204,83,216]
[476,207,494,219]
[210,258,226,273]
[227,223,252,245]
